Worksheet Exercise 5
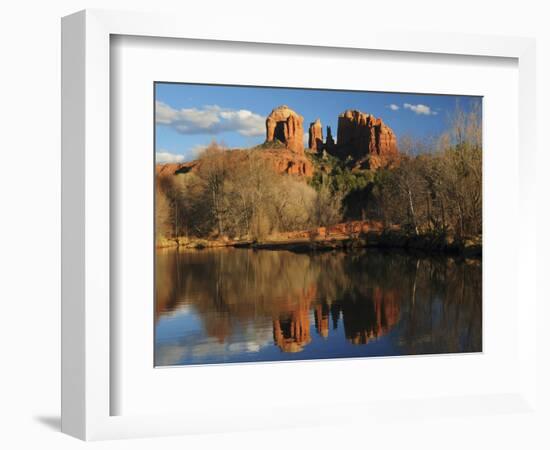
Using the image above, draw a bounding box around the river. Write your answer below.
[155,247,481,366]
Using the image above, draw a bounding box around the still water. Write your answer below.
[155,248,481,366]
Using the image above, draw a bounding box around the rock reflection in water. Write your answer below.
[155,248,481,366]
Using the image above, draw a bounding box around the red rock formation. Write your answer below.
[272,309,311,353]
[373,288,400,337]
[334,109,398,168]
[266,220,387,243]
[265,105,304,154]
[156,106,398,184]
[156,146,313,179]
[308,119,323,152]
[272,286,316,352]
[155,161,195,178]
[262,149,314,176]
[342,287,401,345]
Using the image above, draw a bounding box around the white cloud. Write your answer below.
[189,143,209,158]
[156,150,185,163]
[388,104,400,111]
[403,103,437,115]
[156,101,265,137]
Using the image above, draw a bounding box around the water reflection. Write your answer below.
[155,248,481,366]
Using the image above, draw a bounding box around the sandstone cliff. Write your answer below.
[334,109,398,169]
[308,118,323,152]
[156,105,398,183]
[156,147,313,179]
[265,105,304,154]
[299,107,398,169]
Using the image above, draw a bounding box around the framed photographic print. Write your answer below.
[153,83,483,367]
[62,9,538,441]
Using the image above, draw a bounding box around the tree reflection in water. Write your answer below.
[155,248,481,366]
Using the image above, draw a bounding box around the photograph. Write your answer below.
[1,0,544,446]
[154,83,483,367]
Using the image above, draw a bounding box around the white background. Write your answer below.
[1,1,548,449]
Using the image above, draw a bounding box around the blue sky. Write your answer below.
[155,83,481,163]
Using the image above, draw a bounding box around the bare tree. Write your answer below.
[197,143,231,237]
[312,183,343,228]
[155,187,172,239]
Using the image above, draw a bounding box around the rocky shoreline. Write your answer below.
[239,232,481,257]
[157,230,482,258]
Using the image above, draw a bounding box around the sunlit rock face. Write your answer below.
[265,105,305,155]
[155,148,313,178]
[261,149,314,177]
[155,161,195,179]
[334,109,399,168]
[156,106,399,185]
[308,118,323,152]
[268,106,399,169]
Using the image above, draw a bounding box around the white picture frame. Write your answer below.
[61,9,538,441]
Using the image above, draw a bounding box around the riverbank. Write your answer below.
[237,231,481,257]
[155,236,243,250]
[157,228,481,257]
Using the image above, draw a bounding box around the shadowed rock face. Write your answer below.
[334,109,398,168]
[265,105,305,154]
[325,126,335,149]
